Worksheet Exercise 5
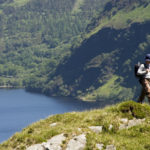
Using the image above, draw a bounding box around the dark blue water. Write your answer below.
[0,89,108,143]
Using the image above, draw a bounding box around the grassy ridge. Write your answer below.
[1,101,150,150]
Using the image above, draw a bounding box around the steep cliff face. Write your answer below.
[44,21,150,101]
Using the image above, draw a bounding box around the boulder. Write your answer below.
[89,126,103,133]
[66,134,86,150]
[50,123,57,127]
[119,124,127,130]
[26,144,45,150]
[127,118,145,129]
[119,118,146,130]
[120,118,128,124]
[106,145,116,150]
[96,143,104,150]
[26,134,66,150]
[42,133,66,150]
[109,124,113,131]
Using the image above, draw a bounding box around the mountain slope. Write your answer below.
[0,0,150,101]
[37,21,150,100]
[25,0,150,101]
[0,0,108,87]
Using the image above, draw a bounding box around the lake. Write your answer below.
[0,89,111,143]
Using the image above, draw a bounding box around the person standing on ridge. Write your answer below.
[137,54,150,103]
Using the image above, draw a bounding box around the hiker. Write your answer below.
[137,54,150,103]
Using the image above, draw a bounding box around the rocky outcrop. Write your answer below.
[50,123,58,127]
[26,134,66,150]
[96,143,104,150]
[119,118,145,130]
[109,124,113,131]
[89,126,103,133]
[26,117,146,150]
[66,134,86,150]
[106,145,116,150]
[42,134,66,150]
[26,144,45,150]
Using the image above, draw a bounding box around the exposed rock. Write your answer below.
[50,123,57,127]
[106,145,116,150]
[66,134,86,150]
[26,117,146,150]
[119,118,145,130]
[127,118,145,129]
[102,112,108,116]
[109,124,113,131]
[26,144,45,150]
[78,128,82,132]
[42,134,66,150]
[89,126,103,133]
[119,124,128,130]
[96,143,104,150]
[26,134,66,150]
[120,118,128,124]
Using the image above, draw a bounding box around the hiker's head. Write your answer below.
[145,54,150,64]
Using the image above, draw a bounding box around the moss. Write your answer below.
[118,101,150,119]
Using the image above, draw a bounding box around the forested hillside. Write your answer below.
[25,0,150,101]
[1,0,150,102]
[0,0,108,87]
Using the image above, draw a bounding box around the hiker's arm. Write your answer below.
[137,64,147,75]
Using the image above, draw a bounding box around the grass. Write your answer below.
[118,101,150,119]
[1,0,30,8]
[1,101,150,150]
[86,3,150,38]
[108,4,150,29]
[81,75,133,101]
[11,0,30,7]
[72,0,85,13]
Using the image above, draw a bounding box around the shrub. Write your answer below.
[118,101,150,119]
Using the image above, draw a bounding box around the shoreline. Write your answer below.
[0,86,24,89]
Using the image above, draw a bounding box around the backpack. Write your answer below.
[134,62,146,79]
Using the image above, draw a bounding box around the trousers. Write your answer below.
[138,78,150,103]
